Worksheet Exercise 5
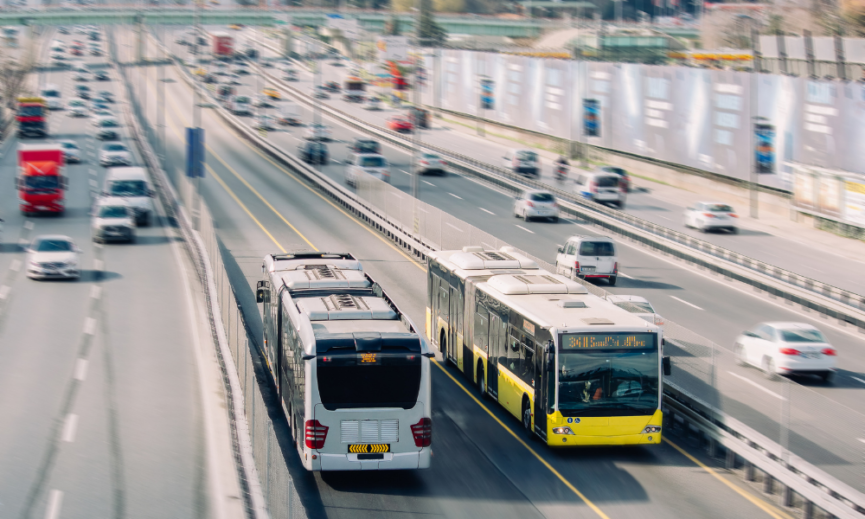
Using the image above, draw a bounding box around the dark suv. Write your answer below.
[349,139,380,155]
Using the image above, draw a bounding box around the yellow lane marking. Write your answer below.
[431,359,610,519]
[664,438,794,519]
[160,67,426,272]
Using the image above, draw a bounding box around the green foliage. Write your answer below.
[384,13,401,35]
[418,0,448,46]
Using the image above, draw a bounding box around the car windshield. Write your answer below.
[558,334,659,416]
[236,96,249,103]
[614,301,655,314]
[516,151,538,161]
[595,175,620,188]
[360,156,385,168]
[422,153,440,160]
[706,204,734,213]
[104,144,126,152]
[779,327,826,343]
[42,90,60,97]
[24,176,60,189]
[61,142,78,149]
[99,119,118,127]
[77,86,90,91]
[34,239,73,252]
[529,193,555,202]
[579,241,615,256]
[99,206,128,218]
[356,142,379,152]
[69,100,84,107]
[109,180,147,196]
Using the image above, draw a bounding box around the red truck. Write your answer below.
[17,97,49,138]
[16,144,68,216]
[212,32,233,59]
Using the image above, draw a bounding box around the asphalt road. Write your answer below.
[157,26,865,492]
[0,28,209,519]
[117,26,825,519]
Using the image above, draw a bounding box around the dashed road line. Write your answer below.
[479,208,495,215]
[852,377,865,386]
[727,371,786,401]
[0,285,10,300]
[93,259,104,271]
[9,260,21,272]
[670,296,703,311]
[422,180,435,187]
[445,223,464,232]
[24,221,34,230]
[74,359,88,381]
[515,225,534,234]
[448,193,463,200]
[44,490,63,519]
[83,317,97,335]
[90,286,102,299]
[61,414,78,443]
[399,169,409,175]
[618,272,633,279]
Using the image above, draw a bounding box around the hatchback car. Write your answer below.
[349,138,380,155]
[387,116,412,132]
[573,171,625,209]
[503,149,539,177]
[26,235,81,280]
[99,143,132,167]
[735,322,836,383]
[92,198,136,243]
[513,190,559,222]
[345,154,390,186]
[556,235,618,285]
[684,202,739,234]
[59,140,81,163]
[606,295,664,326]
[303,123,331,141]
[298,141,328,165]
[416,152,447,176]
[597,165,631,193]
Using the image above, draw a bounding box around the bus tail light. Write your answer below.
[411,418,432,447]
[305,420,329,449]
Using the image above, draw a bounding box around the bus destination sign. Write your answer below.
[562,333,655,350]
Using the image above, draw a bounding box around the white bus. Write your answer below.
[257,252,433,471]
[427,247,670,447]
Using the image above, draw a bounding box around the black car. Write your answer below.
[350,138,380,155]
[94,70,110,81]
[298,141,328,165]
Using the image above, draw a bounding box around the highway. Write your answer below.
[158,26,865,492]
[244,27,865,300]
[117,25,820,518]
[0,27,240,518]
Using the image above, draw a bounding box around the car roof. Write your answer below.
[762,322,819,330]
[698,201,733,207]
[355,153,384,158]
[33,234,74,243]
[567,234,614,243]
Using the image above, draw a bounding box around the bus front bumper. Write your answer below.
[547,431,662,447]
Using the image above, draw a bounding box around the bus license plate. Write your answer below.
[349,444,390,453]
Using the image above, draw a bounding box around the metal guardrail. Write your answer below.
[248,39,865,332]
[161,32,865,518]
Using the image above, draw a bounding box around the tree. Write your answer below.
[0,56,31,110]
[384,13,402,35]
[418,0,448,47]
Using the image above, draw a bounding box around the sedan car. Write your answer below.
[363,97,381,111]
[96,90,114,103]
[387,116,412,132]
[26,235,81,280]
[93,116,121,140]
[345,154,390,187]
[311,87,329,99]
[298,141,328,165]
[606,295,664,326]
[416,152,447,176]
[67,99,88,117]
[94,70,110,81]
[253,95,274,109]
[735,322,836,383]
[75,84,91,99]
[684,202,739,234]
[255,114,276,131]
[513,189,559,222]
[99,142,132,167]
[302,123,331,141]
[59,140,81,163]
[73,69,90,81]
[92,197,136,243]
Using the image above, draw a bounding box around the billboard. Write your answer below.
[376,36,409,64]
[326,15,361,40]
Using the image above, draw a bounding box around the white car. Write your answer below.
[555,235,618,285]
[684,202,739,234]
[416,152,447,176]
[73,69,90,82]
[67,99,88,117]
[92,197,136,243]
[303,123,331,141]
[255,113,276,130]
[99,142,132,167]
[229,95,253,116]
[26,235,81,280]
[59,140,81,163]
[513,189,559,222]
[345,154,390,186]
[735,322,836,383]
[606,295,664,326]
[363,97,381,111]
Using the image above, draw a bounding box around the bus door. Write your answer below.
[275,302,284,398]
[433,277,449,352]
[448,286,461,367]
[533,340,548,439]
[487,313,506,398]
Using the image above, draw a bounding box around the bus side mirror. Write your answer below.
[256,280,268,303]
[663,356,671,377]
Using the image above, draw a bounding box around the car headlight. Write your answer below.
[552,426,575,435]
[642,426,661,434]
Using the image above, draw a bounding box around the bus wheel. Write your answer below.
[522,398,532,432]
[476,365,486,398]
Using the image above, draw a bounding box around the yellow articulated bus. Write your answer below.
[427,247,670,447]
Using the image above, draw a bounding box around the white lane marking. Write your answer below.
[445,223,464,232]
[0,284,10,300]
[449,193,463,200]
[515,225,535,234]
[422,181,435,187]
[89,168,97,176]
[83,317,97,336]
[727,371,786,401]
[10,260,21,272]
[90,286,102,299]
[852,377,865,386]
[618,272,633,279]
[399,169,409,175]
[859,438,865,444]
[331,159,340,164]
[89,179,98,188]
[93,259,104,271]
[670,296,703,311]
[74,359,88,381]
[44,490,63,519]
[24,220,34,230]
[61,414,78,443]
[479,208,495,215]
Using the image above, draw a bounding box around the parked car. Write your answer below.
[25,235,81,280]
[684,202,739,234]
[92,198,136,243]
[298,141,328,164]
[345,154,390,187]
[573,170,626,209]
[416,152,447,176]
[513,189,559,222]
[606,295,664,326]
[503,149,539,177]
[387,116,412,132]
[555,235,618,285]
[735,322,836,383]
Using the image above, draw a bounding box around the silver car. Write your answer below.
[513,189,559,222]
[684,202,739,234]
[26,235,81,280]
[59,140,81,163]
[92,197,136,243]
[345,154,390,187]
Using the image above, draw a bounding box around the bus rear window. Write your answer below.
[317,354,421,410]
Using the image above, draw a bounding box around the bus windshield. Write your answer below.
[557,333,659,416]
[317,352,421,410]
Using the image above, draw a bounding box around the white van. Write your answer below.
[555,235,618,286]
[573,170,626,209]
[40,84,62,110]
[502,149,540,177]
[277,103,300,126]
[101,167,155,226]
